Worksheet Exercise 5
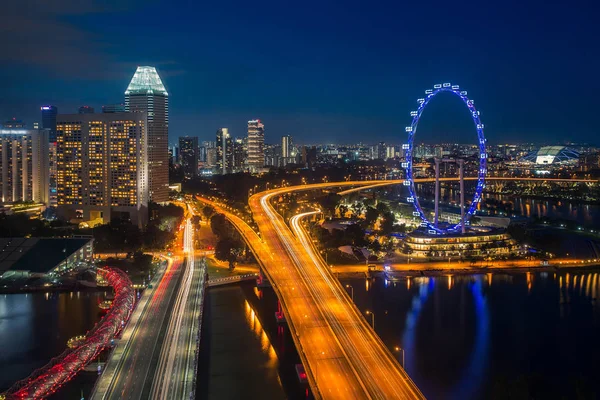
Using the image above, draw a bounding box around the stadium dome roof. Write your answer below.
[520,146,580,164]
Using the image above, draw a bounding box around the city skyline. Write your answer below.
[1,1,598,145]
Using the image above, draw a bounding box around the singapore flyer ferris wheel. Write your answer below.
[403,83,488,235]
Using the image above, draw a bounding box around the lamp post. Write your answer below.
[345,284,354,301]
[394,346,405,369]
[365,310,375,330]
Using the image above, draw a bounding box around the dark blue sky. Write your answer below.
[1,0,598,145]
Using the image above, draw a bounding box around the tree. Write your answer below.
[317,193,342,218]
[215,237,242,270]
[203,205,216,221]
[210,213,229,238]
[380,212,395,234]
[364,206,379,226]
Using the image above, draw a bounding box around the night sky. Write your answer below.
[1,0,598,145]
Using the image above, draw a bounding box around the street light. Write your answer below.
[365,310,375,330]
[394,346,405,369]
[345,284,354,301]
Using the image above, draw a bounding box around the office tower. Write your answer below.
[386,146,397,160]
[216,128,233,174]
[48,142,58,207]
[206,147,217,168]
[301,146,317,168]
[233,137,245,172]
[3,118,26,129]
[41,106,58,143]
[265,144,280,167]
[0,129,49,204]
[434,146,443,159]
[247,119,264,172]
[198,146,206,163]
[179,136,199,178]
[281,135,292,158]
[55,112,148,227]
[78,106,95,114]
[125,66,169,203]
[102,104,126,113]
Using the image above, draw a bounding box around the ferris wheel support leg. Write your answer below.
[459,159,466,234]
[434,158,440,227]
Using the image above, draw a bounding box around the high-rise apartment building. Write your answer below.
[216,128,233,174]
[78,106,95,114]
[247,119,264,172]
[233,137,245,172]
[179,136,199,178]
[125,66,169,203]
[281,135,294,166]
[41,106,57,142]
[281,135,292,158]
[0,129,49,205]
[55,113,148,227]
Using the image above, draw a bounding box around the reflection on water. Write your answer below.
[244,300,278,369]
[0,291,104,391]
[343,270,600,399]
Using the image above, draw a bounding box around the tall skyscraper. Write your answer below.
[247,119,264,172]
[41,106,57,143]
[233,137,245,172]
[216,128,233,174]
[281,135,292,158]
[125,66,169,203]
[0,129,49,204]
[78,106,95,114]
[56,113,149,227]
[179,136,199,178]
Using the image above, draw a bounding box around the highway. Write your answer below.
[199,180,426,399]
[92,218,206,400]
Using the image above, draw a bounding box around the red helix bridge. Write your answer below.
[2,267,135,400]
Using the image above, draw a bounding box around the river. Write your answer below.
[3,271,600,399]
[341,270,600,399]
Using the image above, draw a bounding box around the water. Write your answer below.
[0,291,105,393]
[412,183,600,227]
[341,271,600,399]
[197,283,307,399]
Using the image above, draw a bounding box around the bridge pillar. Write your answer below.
[257,267,271,288]
[275,298,286,324]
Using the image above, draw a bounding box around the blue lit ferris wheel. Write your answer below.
[403,83,487,234]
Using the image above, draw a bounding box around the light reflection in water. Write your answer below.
[244,300,278,368]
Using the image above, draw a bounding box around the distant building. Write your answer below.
[206,147,217,168]
[0,129,49,205]
[386,146,397,160]
[216,128,233,174]
[0,238,93,281]
[247,120,265,172]
[281,135,294,166]
[3,118,26,129]
[56,112,148,227]
[301,146,317,168]
[520,146,580,165]
[102,104,126,113]
[41,106,57,142]
[78,106,95,114]
[579,152,600,172]
[179,136,199,178]
[125,66,169,203]
[233,137,245,172]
